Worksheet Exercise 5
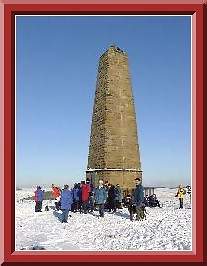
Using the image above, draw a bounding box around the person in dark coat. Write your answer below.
[94,179,108,217]
[34,186,44,212]
[123,194,132,208]
[186,185,191,203]
[148,194,161,208]
[115,184,123,209]
[60,184,73,223]
[88,190,95,213]
[132,177,144,220]
[104,180,109,188]
[107,184,117,212]
[143,195,149,207]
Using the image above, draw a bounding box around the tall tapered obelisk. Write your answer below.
[86,45,142,192]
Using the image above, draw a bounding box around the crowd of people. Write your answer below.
[34,179,191,223]
[35,179,124,222]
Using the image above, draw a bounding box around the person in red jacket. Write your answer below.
[80,180,90,214]
[51,184,61,210]
[51,184,61,198]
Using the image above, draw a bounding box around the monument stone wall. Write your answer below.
[86,45,142,191]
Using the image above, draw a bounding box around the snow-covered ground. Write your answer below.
[15,188,192,251]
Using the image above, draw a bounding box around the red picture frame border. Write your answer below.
[2,2,206,264]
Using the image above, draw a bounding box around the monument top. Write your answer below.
[108,44,126,54]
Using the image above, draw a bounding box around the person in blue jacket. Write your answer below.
[94,179,108,217]
[34,186,44,212]
[77,183,82,213]
[72,183,80,212]
[132,177,144,220]
[60,184,73,223]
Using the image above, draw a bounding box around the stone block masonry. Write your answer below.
[86,45,142,192]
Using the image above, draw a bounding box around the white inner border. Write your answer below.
[15,14,193,252]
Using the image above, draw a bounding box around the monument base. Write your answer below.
[86,168,142,195]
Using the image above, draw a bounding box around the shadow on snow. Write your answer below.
[53,210,62,222]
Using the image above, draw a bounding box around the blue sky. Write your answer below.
[16,15,191,188]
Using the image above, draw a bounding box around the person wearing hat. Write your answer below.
[60,184,73,223]
[34,186,44,212]
[132,177,144,220]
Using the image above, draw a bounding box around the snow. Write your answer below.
[15,188,192,251]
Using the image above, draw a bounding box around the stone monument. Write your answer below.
[86,45,142,192]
